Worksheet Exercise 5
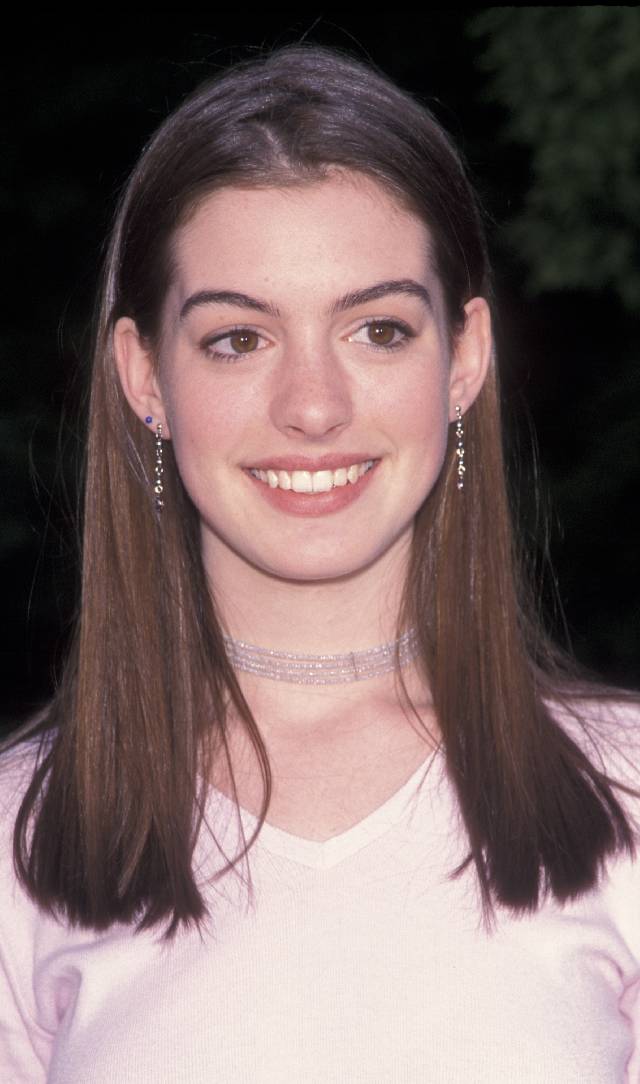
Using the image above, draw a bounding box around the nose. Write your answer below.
[268,339,353,441]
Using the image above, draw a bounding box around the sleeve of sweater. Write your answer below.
[0,743,51,1084]
[593,698,640,1081]
[0,938,48,1084]
[603,852,640,1081]
[553,693,640,1080]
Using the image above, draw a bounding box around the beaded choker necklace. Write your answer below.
[222,627,419,685]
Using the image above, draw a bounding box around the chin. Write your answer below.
[260,559,365,584]
[258,542,393,584]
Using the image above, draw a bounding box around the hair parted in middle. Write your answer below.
[8,42,637,941]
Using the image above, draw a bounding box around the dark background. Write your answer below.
[2,11,639,732]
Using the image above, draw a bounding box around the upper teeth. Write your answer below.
[249,460,375,493]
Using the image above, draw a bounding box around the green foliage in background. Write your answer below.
[468,7,640,310]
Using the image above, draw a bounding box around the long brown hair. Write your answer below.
[3,43,638,940]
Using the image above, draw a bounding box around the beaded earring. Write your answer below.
[145,417,164,512]
[455,405,465,490]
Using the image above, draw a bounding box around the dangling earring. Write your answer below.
[155,420,165,509]
[455,405,465,490]
[145,416,163,513]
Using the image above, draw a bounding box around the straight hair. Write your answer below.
[3,43,639,941]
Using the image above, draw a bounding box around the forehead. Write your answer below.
[169,172,439,310]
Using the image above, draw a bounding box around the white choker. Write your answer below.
[222,628,419,685]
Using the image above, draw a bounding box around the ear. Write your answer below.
[113,317,172,439]
[447,297,493,421]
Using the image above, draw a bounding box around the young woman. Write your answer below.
[1,43,639,1082]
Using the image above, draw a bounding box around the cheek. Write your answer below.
[161,374,256,503]
[394,367,450,440]
[166,395,209,452]
[397,379,451,492]
[161,384,222,492]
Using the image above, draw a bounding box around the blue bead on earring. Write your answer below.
[145,416,153,424]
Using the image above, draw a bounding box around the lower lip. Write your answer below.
[243,461,381,517]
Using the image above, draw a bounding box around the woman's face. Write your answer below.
[116,170,490,587]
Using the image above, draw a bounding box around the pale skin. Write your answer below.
[114,170,493,839]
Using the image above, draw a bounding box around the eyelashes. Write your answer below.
[347,319,415,351]
[200,318,416,363]
[201,327,270,362]
[202,327,268,362]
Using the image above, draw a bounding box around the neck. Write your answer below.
[209,538,412,658]
[203,525,427,722]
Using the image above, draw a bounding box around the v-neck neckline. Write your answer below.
[207,745,443,870]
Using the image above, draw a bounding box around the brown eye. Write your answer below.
[367,322,396,346]
[202,328,269,363]
[347,319,413,353]
[229,330,260,353]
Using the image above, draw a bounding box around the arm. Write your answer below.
[0,936,49,1084]
[0,746,52,1082]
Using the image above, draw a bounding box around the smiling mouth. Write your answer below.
[247,459,377,493]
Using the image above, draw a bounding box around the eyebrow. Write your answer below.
[329,279,433,316]
[178,278,432,323]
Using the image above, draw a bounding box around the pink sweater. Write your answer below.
[1,700,640,1082]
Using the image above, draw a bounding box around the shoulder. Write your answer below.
[0,737,41,871]
[0,735,41,816]
[0,711,55,787]
[546,690,640,761]
[0,738,44,932]
[549,696,640,953]
[0,724,56,870]
[546,690,640,826]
